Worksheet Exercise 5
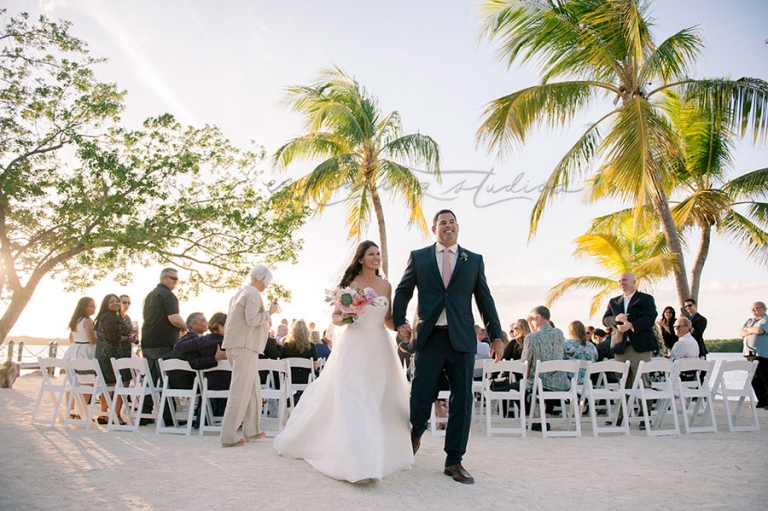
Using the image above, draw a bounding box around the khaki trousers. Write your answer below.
[614,344,651,388]
[220,347,261,445]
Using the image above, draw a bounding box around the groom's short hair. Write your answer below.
[433,209,457,225]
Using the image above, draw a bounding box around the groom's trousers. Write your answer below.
[410,328,474,467]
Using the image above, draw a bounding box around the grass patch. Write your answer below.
[705,338,742,353]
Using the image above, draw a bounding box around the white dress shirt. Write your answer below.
[669,332,699,361]
[435,243,457,326]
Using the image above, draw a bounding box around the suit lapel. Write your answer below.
[426,244,442,285]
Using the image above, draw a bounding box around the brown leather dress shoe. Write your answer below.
[444,464,474,484]
[411,429,421,455]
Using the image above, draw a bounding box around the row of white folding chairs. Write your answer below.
[481,357,761,438]
[31,356,311,437]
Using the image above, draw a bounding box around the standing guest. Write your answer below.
[740,301,768,409]
[119,295,136,333]
[219,264,278,447]
[313,330,331,360]
[684,299,708,359]
[503,319,530,361]
[140,268,186,425]
[309,321,317,333]
[563,320,598,383]
[657,306,678,352]
[62,297,97,419]
[95,294,137,425]
[664,317,699,361]
[394,209,503,484]
[602,272,658,388]
[280,319,318,404]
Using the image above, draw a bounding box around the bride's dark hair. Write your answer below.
[339,240,380,288]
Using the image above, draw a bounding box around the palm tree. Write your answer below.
[589,91,768,303]
[273,66,441,276]
[477,0,767,306]
[545,215,678,315]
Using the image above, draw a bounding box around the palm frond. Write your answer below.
[640,26,702,85]
[377,160,429,235]
[380,133,441,174]
[572,233,629,273]
[723,167,768,200]
[717,210,768,269]
[478,80,600,157]
[545,275,615,317]
[344,182,371,241]
[272,133,347,170]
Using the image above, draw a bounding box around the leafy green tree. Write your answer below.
[273,66,441,277]
[0,11,309,340]
[545,215,677,315]
[477,0,767,306]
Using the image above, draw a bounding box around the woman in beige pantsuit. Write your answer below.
[220,265,279,447]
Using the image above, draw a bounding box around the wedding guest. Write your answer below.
[740,301,768,409]
[563,320,598,383]
[313,330,331,360]
[657,306,678,351]
[473,336,492,379]
[280,319,318,404]
[119,294,136,333]
[220,264,278,447]
[591,328,612,362]
[94,294,136,425]
[259,319,282,386]
[664,317,699,362]
[140,268,186,425]
[684,299,708,359]
[275,323,289,343]
[503,319,530,361]
[167,312,209,390]
[62,297,97,419]
[602,272,658,388]
[511,306,568,429]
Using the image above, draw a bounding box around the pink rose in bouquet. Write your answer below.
[326,286,378,328]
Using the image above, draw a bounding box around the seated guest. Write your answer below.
[665,317,699,362]
[503,319,530,361]
[168,312,210,390]
[280,319,318,403]
[592,328,612,362]
[473,336,492,379]
[312,330,331,360]
[563,320,598,383]
[259,319,282,386]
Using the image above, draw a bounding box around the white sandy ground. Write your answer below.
[1,373,767,511]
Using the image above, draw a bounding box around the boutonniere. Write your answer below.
[459,252,468,262]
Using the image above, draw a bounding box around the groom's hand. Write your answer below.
[489,338,504,362]
[397,323,412,342]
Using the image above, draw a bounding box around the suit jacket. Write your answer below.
[602,291,658,355]
[689,313,708,356]
[222,285,271,354]
[393,244,503,353]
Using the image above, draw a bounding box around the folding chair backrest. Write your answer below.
[31,357,70,426]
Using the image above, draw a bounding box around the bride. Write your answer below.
[273,240,414,483]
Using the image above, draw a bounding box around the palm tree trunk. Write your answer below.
[652,191,691,305]
[368,180,389,277]
[689,223,712,304]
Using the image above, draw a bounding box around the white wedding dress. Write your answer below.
[273,296,414,482]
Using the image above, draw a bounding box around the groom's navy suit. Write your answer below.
[394,244,502,466]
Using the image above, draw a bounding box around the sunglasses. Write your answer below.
[121,301,131,305]
[673,325,687,329]
[166,276,179,281]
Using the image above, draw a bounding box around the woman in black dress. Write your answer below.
[280,319,317,404]
[95,294,137,424]
[657,306,678,353]
[502,318,530,360]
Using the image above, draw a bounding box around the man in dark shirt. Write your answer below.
[140,267,187,424]
[684,298,708,359]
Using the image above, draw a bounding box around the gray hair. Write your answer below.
[186,312,204,330]
[677,316,693,332]
[250,264,273,285]
[160,267,177,278]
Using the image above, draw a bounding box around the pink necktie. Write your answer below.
[442,248,452,288]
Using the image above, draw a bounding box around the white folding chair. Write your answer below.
[429,390,451,437]
[30,357,69,426]
[64,358,113,429]
[673,358,717,434]
[472,359,488,422]
[529,359,581,438]
[483,359,527,437]
[260,359,291,437]
[156,359,198,435]
[582,360,631,436]
[626,359,680,436]
[317,357,326,374]
[107,357,159,432]
[198,359,232,436]
[711,359,760,432]
[284,357,315,408]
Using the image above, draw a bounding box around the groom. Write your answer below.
[393,209,503,484]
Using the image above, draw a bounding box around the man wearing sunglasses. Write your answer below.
[140,267,187,424]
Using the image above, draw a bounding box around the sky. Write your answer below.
[5,0,768,341]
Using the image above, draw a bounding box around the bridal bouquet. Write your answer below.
[325,286,378,328]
